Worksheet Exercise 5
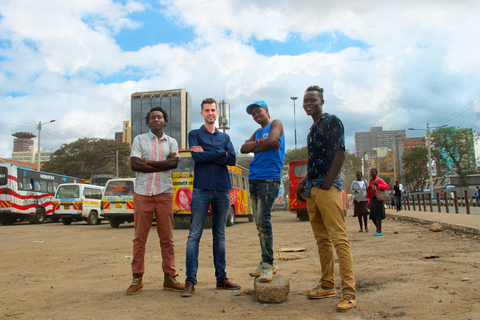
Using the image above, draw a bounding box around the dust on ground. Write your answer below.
[1,209,479,320]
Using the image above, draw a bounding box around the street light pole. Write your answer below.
[37,120,55,171]
[290,96,298,149]
[426,123,434,200]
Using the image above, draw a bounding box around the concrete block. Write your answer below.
[254,274,290,303]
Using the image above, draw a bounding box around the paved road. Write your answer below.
[386,207,480,235]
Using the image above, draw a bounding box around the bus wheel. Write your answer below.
[109,219,120,228]
[297,211,310,221]
[30,208,46,224]
[87,211,98,225]
[62,217,73,225]
[0,216,17,225]
[226,206,235,226]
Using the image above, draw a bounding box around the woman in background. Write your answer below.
[350,171,369,232]
[367,168,389,236]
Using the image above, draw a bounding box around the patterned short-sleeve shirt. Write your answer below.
[305,113,345,197]
[130,131,178,196]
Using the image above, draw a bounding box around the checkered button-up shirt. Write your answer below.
[130,131,178,196]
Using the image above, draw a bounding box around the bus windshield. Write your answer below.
[173,158,195,173]
[56,185,80,198]
[105,181,134,196]
[293,163,308,178]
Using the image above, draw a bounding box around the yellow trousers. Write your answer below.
[307,186,356,296]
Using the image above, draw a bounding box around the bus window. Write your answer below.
[23,178,32,191]
[0,167,7,185]
[40,180,48,192]
[241,177,246,190]
[232,175,238,188]
[84,188,102,200]
[56,185,80,198]
[47,181,54,193]
[33,180,41,192]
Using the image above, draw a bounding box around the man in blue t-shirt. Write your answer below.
[297,86,356,312]
[241,100,285,282]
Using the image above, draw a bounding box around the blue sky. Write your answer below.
[1,0,480,160]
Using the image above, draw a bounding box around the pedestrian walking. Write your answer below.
[350,171,369,232]
[367,168,388,236]
[393,181,403,212]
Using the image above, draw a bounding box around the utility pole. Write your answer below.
[290,96,298,149]
[36,120,55,171]
[426,123,434,200]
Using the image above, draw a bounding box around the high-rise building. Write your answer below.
[131,89,192,149]
[114,132,123,142]
[122,121,131,147]
[12,132,36,152]
[355,127,406,158]
[12,146,53,165]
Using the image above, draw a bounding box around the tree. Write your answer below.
[236,155,253,170]
[431,127,475,186]
[401,146,447,192]
[41,138,133,179]
[402,147,429,192]
[284,146,308,166]
[342,151,363,189]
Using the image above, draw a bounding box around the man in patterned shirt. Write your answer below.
[126,106,184,295]
[296,86,357,312]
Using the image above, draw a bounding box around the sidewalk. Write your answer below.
[386,207,480,236]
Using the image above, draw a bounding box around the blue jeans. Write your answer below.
[395,195,402,211]
[185,189,230,284]
[249,179,281,265]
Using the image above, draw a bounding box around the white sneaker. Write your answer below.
[250,262,278,278]
[259,263,275,282]
[249,263,263,277]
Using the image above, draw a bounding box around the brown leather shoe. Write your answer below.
[126,276,143,295]
[307,285,336,299]
[337,294,357,311]
[163,273,185,292]
[216,278,241,290]
[181,281,195,297]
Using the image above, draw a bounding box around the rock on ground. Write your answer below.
[254,274,290,303]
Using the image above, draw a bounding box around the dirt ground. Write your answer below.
[1,208,479,320]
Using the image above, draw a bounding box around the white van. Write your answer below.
[53,183,105,225]
[101,178,135,228]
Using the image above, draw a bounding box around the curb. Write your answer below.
[387,213,480,236]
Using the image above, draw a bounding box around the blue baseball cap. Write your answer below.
[246,100,268,114]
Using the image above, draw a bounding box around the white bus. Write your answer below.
[0,163,83,225]
[53,183,105,225]
[101,178,135,228]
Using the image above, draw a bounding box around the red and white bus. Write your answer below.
[288,160,348,221]
[0,163,83,225]
[172,149,252,228]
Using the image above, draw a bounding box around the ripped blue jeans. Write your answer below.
[249,179,281,265]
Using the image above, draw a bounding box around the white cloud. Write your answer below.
[1,0,480,160]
